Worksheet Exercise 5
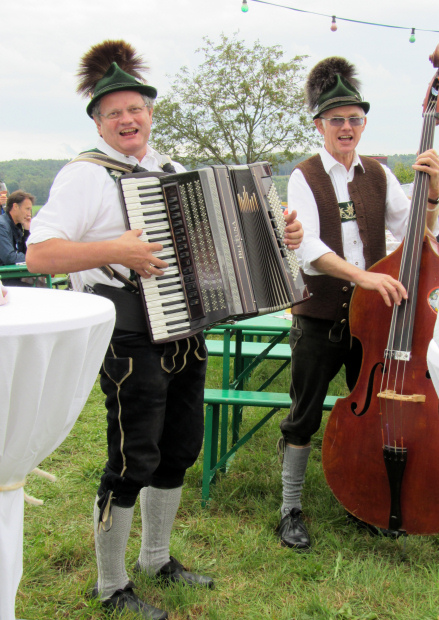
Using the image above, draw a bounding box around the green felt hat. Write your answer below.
[314,74,369,119]
[305,57,370,120]
[86,62,157,117]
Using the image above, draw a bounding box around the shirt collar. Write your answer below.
[319,147,364,175]
[96,136,160,167]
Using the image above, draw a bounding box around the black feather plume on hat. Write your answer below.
[76,40,149,97]
[305,57,361,114]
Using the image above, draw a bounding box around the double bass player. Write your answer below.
[278,56,439,551]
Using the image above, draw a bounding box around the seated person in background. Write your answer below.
[0,183,7,214]
[0,190,35,285]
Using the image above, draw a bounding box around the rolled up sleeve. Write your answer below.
[287,169,335,275]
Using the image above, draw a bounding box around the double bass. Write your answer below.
[322,46,439,535]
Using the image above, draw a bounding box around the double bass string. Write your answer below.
[379,105,437,450]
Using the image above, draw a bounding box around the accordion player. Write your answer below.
[117,161,310,343]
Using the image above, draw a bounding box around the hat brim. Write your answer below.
[87,83,158,117]
[313,98,370,120]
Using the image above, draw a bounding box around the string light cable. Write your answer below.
[240,0,439,42]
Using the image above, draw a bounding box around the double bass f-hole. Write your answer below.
[351,362,385,417]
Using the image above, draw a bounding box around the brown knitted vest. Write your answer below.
[292,154,387,322]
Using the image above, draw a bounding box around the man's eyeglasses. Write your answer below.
[321,116,365,127]
[99,105,148,121]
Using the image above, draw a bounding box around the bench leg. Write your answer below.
[219,403,229,472]
[231,404,242,445]
[202,403,220,506]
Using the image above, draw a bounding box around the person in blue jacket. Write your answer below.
[0,190,34,285]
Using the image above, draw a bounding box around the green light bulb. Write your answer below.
[409,28,415,43]
[241,0,249,12]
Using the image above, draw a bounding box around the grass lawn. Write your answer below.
[16,347,439,619]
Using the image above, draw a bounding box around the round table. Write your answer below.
[0,287,115,620]
[427,312,439,397]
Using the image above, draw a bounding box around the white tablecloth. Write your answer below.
[427,312,439,398]
[0,287,115,620]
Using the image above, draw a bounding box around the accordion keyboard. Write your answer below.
[121,176,194,340]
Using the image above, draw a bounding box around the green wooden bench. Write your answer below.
[202,388,339,505]
[0,264,52,288]
[206,339,291,360]
[206,337,292,392]
[51,275,70,289]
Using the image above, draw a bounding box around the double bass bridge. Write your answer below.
[377,389,426,403]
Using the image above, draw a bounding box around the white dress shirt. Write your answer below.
[288,148,410,275]
[28,137,185,288]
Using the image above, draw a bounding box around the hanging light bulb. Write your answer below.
[409,28,416,43]
[330,16,337,32]
[241,0,249,12]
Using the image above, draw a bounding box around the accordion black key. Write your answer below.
[117,162,310,343]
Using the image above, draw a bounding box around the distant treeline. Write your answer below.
[0,159,69,205]
[275,153,416,176]
[273,153,416,201]
[0,154,416,205]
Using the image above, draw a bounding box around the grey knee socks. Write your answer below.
[93,497,134,600]
[137,486,183,575]
[281,444,311,516]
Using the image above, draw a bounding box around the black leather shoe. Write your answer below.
[91,581,168,619]
[136,556,214,589]
[346,513,406,539]
[277,508,311,550]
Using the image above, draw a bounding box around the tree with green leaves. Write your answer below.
[392,161,415,184]
[151,34,320,170]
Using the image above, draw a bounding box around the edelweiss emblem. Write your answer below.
[110,170,123,179]
[339,201,356,222]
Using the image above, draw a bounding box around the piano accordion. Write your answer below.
[117,162,310,343]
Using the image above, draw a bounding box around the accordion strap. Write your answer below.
[68,150,177,175]
[68,151,138,174]
[68,148,177,295]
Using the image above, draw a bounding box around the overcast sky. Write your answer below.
[1,0,439,161]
